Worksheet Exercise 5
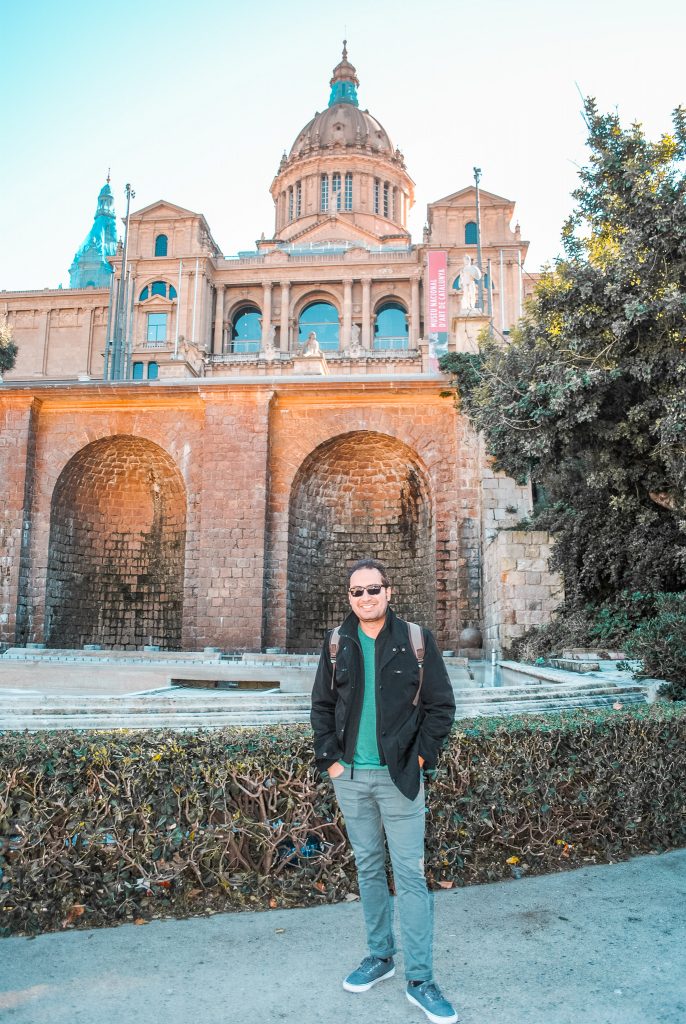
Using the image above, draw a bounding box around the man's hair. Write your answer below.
[347,558,390,587]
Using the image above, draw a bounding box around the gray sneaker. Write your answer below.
[342,955,396,992]
[406,980,459,1023]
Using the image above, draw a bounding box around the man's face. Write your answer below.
[348,567,391,626]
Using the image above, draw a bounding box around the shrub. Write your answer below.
[624,593,686,699]
[512,593,686,699]
[1,705,685,936]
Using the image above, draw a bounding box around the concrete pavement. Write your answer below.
[1,849,685,1024]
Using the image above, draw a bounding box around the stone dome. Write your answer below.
[286,43,397,163]
[289,105,393,160]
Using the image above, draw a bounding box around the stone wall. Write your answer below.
[286,431,436,651]
[482,529,563,654]
[1,378,479,653]
[0,395,38,643]
[263,381,478,652]
[44,436,186,649]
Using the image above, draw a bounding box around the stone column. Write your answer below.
[213,285,224,354]
[280,281,290,350]
[342,278,353,349]
[411,275,421,347]
[261,281,272,347]
[361,277,372,349]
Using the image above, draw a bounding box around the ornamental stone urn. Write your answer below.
[458,627,483,650]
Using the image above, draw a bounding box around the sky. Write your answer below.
[1,0,684,292]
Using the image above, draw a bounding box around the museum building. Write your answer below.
[0,47,561,654]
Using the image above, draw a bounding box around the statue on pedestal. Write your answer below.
[261,324,277,360]
[459,255,482,313]
[346,323,363,356]
[302,331,322,356]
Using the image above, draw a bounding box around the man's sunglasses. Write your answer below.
[348,585,387,597]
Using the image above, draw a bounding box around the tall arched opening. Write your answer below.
[45,436,186,649]
[286,431,435,651]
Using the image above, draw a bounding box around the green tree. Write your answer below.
[441,100,686,608]
[0,314,18,374]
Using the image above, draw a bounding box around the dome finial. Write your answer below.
[329,41,359,107]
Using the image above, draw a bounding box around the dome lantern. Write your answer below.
[328,40,359,107]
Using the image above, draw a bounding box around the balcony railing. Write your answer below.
[208,347,420,363]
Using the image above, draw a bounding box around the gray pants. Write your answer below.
[332,766,433,981]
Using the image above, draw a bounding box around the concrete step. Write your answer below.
[0,678,648,731]
[0,680,644,714]
[0,693,646,732]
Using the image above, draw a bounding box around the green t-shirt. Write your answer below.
[342,626,383,769]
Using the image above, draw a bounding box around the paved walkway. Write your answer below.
[2,850,684,1024]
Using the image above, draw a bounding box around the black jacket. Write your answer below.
[310,607,456,800]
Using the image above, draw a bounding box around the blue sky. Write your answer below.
[1,0,684,290]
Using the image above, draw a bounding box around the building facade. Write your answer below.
[0,47,560,654]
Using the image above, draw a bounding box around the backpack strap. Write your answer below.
[407,621,425,707]
[329,625,341,691]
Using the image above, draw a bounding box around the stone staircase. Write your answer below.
[0,676,648,732]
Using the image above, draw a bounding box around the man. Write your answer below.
[311,558,459,1024]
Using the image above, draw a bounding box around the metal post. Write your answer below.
[103,271,115,379]
[517,249,523,321]
[108,183,135,380]
[174,259,183,358]
[499,249,505,332]
[191,257,199,345]
[474,167,484,312]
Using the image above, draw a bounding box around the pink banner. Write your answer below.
[427,250,448,334]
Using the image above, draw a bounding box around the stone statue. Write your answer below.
[347,322,363,356]
[178,336,205,376]
[302,331,321,356]
[261,325,277,360]
[459,255,482,312]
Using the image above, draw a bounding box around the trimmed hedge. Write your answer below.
[1,702,685,937]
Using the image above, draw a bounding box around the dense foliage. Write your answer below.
[0,314,17,374]
[2,707,684,935]
[441,101,686,672]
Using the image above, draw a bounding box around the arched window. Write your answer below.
[373,178,380,214]
[345,173,353,210]
[288,187,294,222]
[154,234,168,257]
[383,182,390,218]
[132,362,144,380]
[139,281,177,301]
[298,301,339,351]
[332,172,341,210]
[374,302,408,350]
[321,174,329,212]
[147,361,159,380]
[465,221,478,244]
[295,181,302,217]
[232,304,261,353]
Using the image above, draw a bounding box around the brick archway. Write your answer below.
[45,435,186,650]
[286,431,435,651]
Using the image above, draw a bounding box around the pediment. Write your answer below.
[131,200,199,221]
[136,293,174,309]
[291,218,392,247]
[429,186,514,209]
